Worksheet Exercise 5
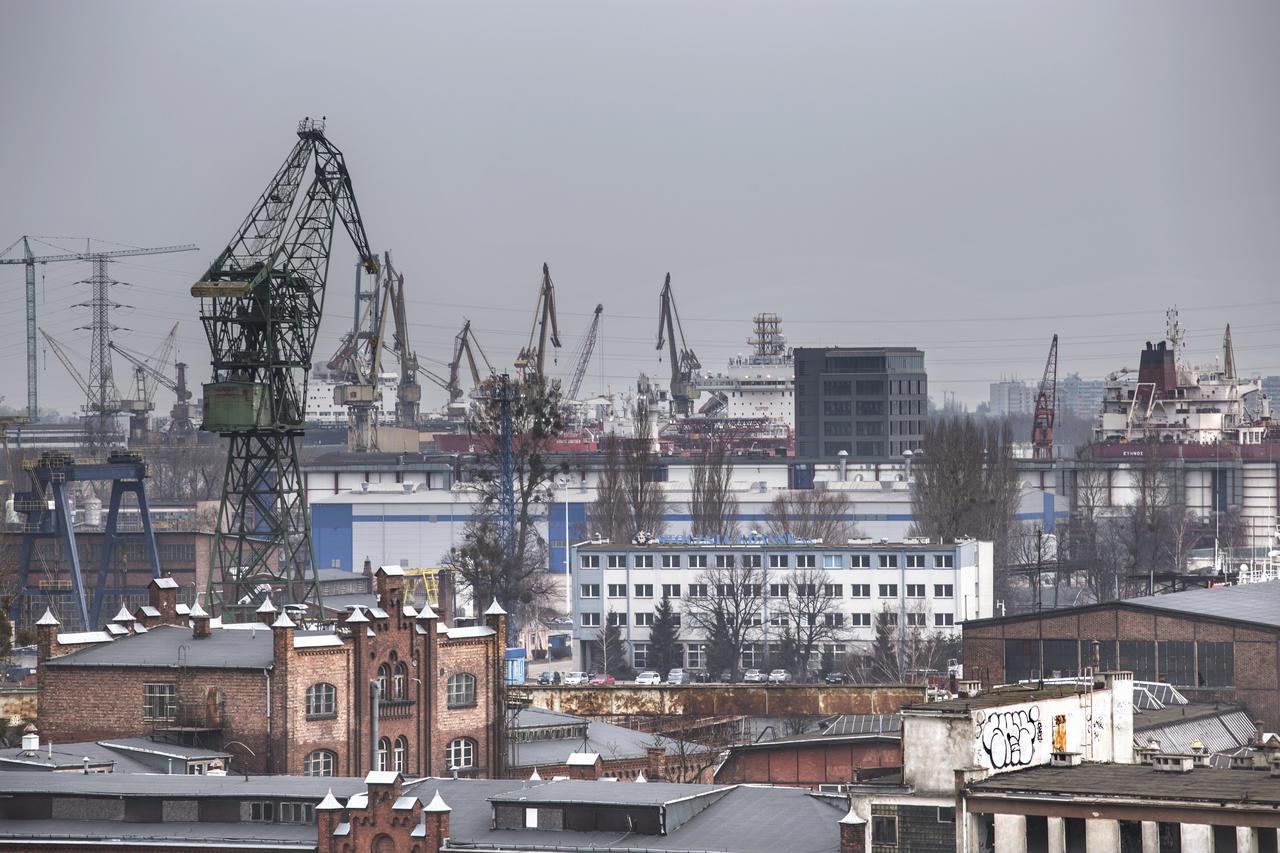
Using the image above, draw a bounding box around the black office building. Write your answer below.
[793,347,927,459]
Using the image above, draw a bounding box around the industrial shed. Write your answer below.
[962,582,1280,730]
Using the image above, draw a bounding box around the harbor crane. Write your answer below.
[656,273,701,416]
[565,304,603,402]
[0,237,197,422]
[382,252,421,427]
[110,326,196,444]
[514,263,561,385]
[109,324,178,445]
[1031,334,1058,459]
[191,117,377,620]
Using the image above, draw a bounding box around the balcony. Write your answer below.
[378,699,415,719]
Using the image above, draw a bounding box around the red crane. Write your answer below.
[1032,334,1058,459]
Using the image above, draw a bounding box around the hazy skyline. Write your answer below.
[3,0,1278,416]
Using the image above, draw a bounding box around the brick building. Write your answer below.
[962,581,1280,730]
[36,568,505,778]
[714,714,902,789]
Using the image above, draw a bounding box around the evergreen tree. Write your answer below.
[648,594,681,675]
[593,614,636,680]
[870,606,900,681]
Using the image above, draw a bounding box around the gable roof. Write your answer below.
[42,624,275,670]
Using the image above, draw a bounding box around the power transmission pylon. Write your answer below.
[192,118,377,621]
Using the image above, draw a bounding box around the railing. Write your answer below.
[378,699,414,719]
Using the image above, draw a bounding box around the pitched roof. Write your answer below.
[42,624,275,670]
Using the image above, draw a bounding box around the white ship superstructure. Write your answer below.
[695,313,795,423]
[305,370,401,426]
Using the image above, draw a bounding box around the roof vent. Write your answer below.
[1050,751,1081,767]
[1152,753,1195,773]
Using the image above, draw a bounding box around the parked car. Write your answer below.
[563,671,589,686]
[589,672,616,685]
[767,669,792,683]
[692,669,713,683]
[719,670,735,683]
[667,668,689,685]
[635,671,662,685]
[537,670,562,685]
[742,668,766,683]
[824,671,851,685]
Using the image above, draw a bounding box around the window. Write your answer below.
[743,583,762,597]
[906,554,925,568]
[872,814,897,844]
[825,613,845,628]
[906,584,925,598]
[581,555,600,569]
[1119,640,1156,681]
[632,642,649,668]
[279,802,314,824]
[662,555,681,569]
[392,663,407,700]
[823,380,852,396]
[635,554,654,568]
[1159,640,1195,686]
[581,612,601,627]
[824,583,843,597]
[689,555,708,568]
[856,400,884,416]
[850,554,870,568]
[855,421,883,436]
[1043,639,1079,678]
[635,612,654,627]
[878,554,898,568]
[393,736,407,772]
[447,738,475,770]
[143,683,176,721]
[580,584,600,599]
[934,613,954,627]
[933,584,953,598]
[796,555,816,568]
[662,583,681,599]
[447,673,477,708]
[824,400,852,416]
[686,643,706,669]
[249,801,276,822]
[607,612,626,627]
[742,554,762,568]
[769,554,789,568]
[850,613,871,627]
[823,554,843,569]
[741,643,762,668]
[824,421,852,436]
[795,583,817,596]
[376,664,390,699]
[937,807,955,823]
[879,612,898,627]
[716,554,736,568]
[934,554,954,568]
[607,584,627,598]
[1005,639,1038,682]
[769,583,789,598]
[687,583,708,598]
[906,612,926,627]
[306,683,336,719]
[855,380,885,395]
[634,584,653,598]
[304,750,335,776]
[376,737,390,771]
[878,584,898,597]
[850,584,871,597]
[1198,641,1234,687]
[769,612,787,627]
[607,555,627,568]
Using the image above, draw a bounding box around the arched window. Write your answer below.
[393,736,407,772]
[446,737,475,770]
[376,664,390,699]
[373,835,396,853]
[376,737,390,772]
[393,662,408,700]
[304,749,336,777]
[305,683,336,719]
[447,673,476,708]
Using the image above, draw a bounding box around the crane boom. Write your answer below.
[514,263,561,382]
[1031,333,1058,459]
[655,273,701,416]
[39,329,91,399]
[566,304,603,401]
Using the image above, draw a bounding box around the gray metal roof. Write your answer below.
[488,779,728,807]
[1122,582,1280,629]
[970,763,1280,806]
[824,714,902,736]
[404,777,845,853]
[508,708,707,767]
[0,771,367,799]
[0,819,315,849]
[1134,706,1257,756]
[42,624,275,670]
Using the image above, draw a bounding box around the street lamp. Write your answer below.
[557,475,571,616]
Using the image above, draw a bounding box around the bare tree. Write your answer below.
[860,604,959,683]
[688,441,737,540]
[589,427,669,541]
[765,489,861,543]
[776,566,844,678]
[683,559,763,681]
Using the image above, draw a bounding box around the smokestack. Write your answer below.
[837,450,848,482]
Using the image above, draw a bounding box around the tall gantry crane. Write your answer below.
[111,324,177,445]
[565,303,603,402]
[110,324,196,444]
[656,273,701,416]
[191,118,377,620]
[514,263,561,384]
[382,252,421,428]
[1031,334,1058,460]
[327,255,391,451]
[0,238,197,424]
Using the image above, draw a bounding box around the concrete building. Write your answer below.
[989,379,1037,418]
[570,538,993,673]
[845,676,1135,853]
[36,572,505,778]
[962,581,1280,730]
[793,347,928,460]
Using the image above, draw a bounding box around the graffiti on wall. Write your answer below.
[977,706,1042,769]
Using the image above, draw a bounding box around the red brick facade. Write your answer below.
[37,570,505,778]
[714,737,901,789]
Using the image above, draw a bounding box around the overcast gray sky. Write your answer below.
[3,0,1278,415]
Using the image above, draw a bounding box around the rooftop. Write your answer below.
[508,707,710,766]
[43,624,274,670]
[906,683,1091,714]
[969,763,1280,807]
[488,779,727,807]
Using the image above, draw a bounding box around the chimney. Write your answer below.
[35,608,60,664]
[1256,720,1266,746]
[374,566,406,611]
[484,598,507,646]
[362,557,373,578]
[566,752,602,780]
[148,577,180,624]
[272,610,296,664]
[315,789,342,844]
[256,597,277,626]
[646,746,666,781]
[423,789,451,851]
[190,600,211,639]
[111,604,137,634]
[839,807,867,853]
